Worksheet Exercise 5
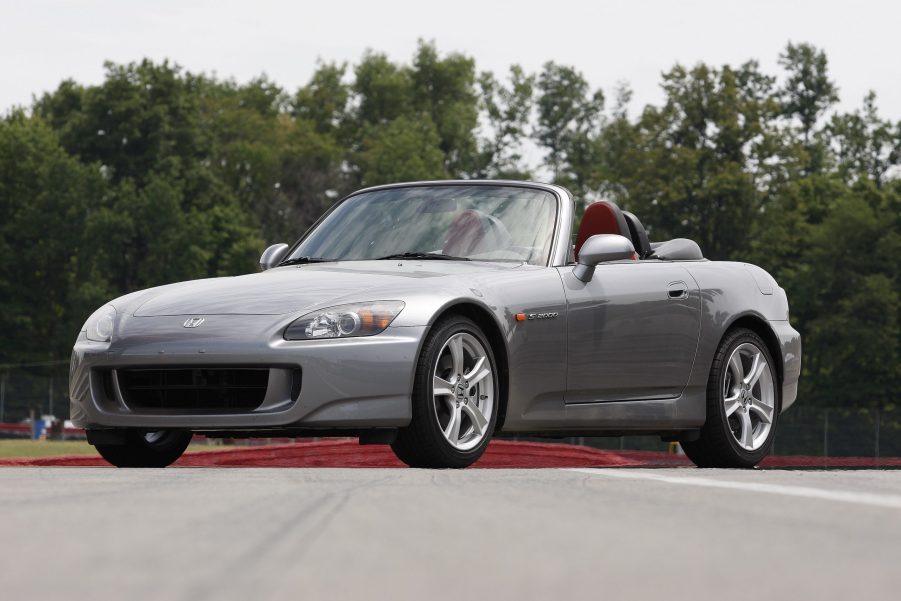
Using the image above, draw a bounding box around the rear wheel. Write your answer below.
[682,328,779,468]
[93,429,192,468]
[392,316,498,468]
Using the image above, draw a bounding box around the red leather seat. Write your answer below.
[574,201,632,261]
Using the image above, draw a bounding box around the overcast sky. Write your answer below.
[2,0,899,120]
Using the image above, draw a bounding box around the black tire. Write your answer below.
[93,429,192,468]
[681,328,780,468]
[392,316,499,468]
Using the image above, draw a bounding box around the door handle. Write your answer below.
[667,281,688,299]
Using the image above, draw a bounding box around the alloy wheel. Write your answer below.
[143,430,167,444]
[723,342,776,451]
[431,332,494,451]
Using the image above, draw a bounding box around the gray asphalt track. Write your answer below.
[2,467,900,601]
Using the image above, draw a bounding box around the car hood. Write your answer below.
[132,260,520,316]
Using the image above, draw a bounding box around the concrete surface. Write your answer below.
[1,467,900,600]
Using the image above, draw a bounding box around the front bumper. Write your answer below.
[69,313,424,430]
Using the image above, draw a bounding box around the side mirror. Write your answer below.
[573,234,635,282]
[259,243,289,271]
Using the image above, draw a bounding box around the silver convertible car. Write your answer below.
[70,181,801,468]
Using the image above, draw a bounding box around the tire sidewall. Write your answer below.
[135,429,192,456]
[94,429,192,468]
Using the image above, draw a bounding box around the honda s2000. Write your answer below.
[70,181,801,468]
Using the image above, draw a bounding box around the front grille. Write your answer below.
[117,368,270,412]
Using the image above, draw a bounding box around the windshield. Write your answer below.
[287,185,558,266]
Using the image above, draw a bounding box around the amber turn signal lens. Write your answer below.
[359,308,393,330]
[515,313,527,321]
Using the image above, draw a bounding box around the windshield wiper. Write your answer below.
[277,256,335,266]
[376,252,470,261]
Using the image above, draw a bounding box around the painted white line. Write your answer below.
[565,468,901,510]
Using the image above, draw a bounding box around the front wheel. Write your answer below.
[681,328,780,468]
[92,429,192,468]
[392,316,499,468]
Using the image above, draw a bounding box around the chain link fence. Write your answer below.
[0,362,70,424]
[517,405,901,457]
[772,405,901,458]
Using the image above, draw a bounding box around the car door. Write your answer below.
[559,261,701,403]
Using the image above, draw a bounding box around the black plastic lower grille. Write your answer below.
[117,368,270,412]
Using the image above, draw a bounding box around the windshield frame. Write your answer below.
[281,180,573,268]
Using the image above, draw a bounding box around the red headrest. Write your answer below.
[444,210,486,256]
[574,201,631,261]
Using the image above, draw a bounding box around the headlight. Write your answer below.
[284,301,405,340]
[82,304,117,342]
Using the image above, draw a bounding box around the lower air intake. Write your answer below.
[117,368,270,412]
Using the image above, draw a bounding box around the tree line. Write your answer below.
[1,41,898,410]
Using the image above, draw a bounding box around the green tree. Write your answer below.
[265,115,347,243]
[357,115,446,185]
[32,60,265,292]
[410,42,479,174]
[0,114,109,361]
[781,183,900,407]
[352,51,413,128]
[779,43,839,143]
[348,42,481,181]
[596,61,778,257]
[293,62,349,136]
[778,43,839,174]
[534,62,604,187]
[35,60,206,186]
[475,65,535,178]
[828,92,901,186]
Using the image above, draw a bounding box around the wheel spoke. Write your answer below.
[744,352,763,387]
[448,335,465,376]
[740,410,754,448]
[433,375,454,398]
[750,396,774,424]
[464,356,491,386]
[724,393,741,417]
[729,351,744,383]
[444,407,462,443]
[462,401,488,436]
[442,394,457,414]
